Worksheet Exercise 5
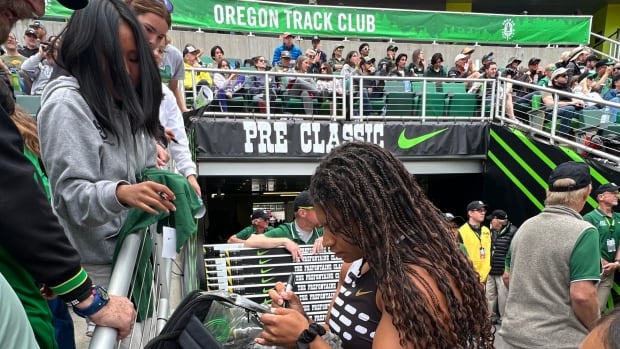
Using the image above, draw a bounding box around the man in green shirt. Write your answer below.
[583,182,620,313]
[245,191,323,262]
[500,161,601,348]
[227,209,273,243]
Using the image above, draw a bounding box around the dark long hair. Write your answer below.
[309,142,494,348]
[53,0,161,139]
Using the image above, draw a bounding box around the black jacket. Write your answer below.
[0,104,91,302]
[489,222,518,275]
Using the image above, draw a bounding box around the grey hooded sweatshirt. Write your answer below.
[38,76,157,265]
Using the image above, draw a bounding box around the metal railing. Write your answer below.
[493,76,620,166]
[590,32,620,61]
[88,220,203,348]
[185,66,496,122]
[186,66,620,167]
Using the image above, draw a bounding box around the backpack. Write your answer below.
[144,290,275,349]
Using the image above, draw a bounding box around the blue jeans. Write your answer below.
[547,105,579,136]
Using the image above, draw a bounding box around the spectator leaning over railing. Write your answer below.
[37,2,175,346]
[0,0,136,348]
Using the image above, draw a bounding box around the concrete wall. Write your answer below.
[13,19,575,69]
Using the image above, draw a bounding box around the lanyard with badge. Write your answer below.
[470,224,486,259]
[605,216,616,253]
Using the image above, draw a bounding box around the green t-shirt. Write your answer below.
[569,227,602,281]
[235,225,273,240]
[583,208,620,262]
[264,222,323,244]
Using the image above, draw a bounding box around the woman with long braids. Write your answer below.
[257,141,494,349]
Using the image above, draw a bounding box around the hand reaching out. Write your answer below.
[116,181,176,215]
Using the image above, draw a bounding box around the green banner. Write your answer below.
[45,0,591,45]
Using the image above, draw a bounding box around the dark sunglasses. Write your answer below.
[320,67,328,70]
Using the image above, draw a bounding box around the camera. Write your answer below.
[504,68,517,78]
[41,42,50,51]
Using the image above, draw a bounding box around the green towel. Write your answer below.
[113,168,202,321]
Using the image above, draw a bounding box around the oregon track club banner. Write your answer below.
[191,119,488,159]
[45,0,591,45]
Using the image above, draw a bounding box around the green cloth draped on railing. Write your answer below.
[113,168,202,321]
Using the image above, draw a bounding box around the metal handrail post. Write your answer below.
[89,230,145,349]
[153,229,172,334]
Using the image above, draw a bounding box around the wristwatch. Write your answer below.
[72,285,110,318]
[296,323,326,349]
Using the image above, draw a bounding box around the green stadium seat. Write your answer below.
[447,93,479,117]
[385,92,414,116]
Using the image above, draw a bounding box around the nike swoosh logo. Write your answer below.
[355,289,373,297]
[257,250,269,256]
[398,128,448,150]
[261,277,275,284]
[262,288,272,294]
[260,268,273,274]
[258,259,271,265]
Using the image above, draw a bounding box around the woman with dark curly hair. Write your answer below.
[257,141,494,349]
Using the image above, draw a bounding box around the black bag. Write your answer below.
[145,291,270,349]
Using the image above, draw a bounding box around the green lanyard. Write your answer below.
[605,216,615,234]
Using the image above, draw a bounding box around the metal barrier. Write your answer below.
[88,221,199,349]
[493,76,620,166]
[590,32,620,61]
[185,66,496,122]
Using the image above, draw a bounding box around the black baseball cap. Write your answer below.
[294,191,313,211]
[387,44,398,52]
[311,35,320,43]
[486,209,508,221]
[251,209,269,220]
[24,29,36,37]
[548,161,591,192]
[59,0,89,10]
[466,200,487,211]
[528,57,541,66]
[595,182,620,196]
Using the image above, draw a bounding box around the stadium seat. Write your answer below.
[16,95,41,117]
[447,93,479,117]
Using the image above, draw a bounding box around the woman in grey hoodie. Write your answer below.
[38,0,176,286]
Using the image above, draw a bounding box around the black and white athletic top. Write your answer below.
[328,259,380,349]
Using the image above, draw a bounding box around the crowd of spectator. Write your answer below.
[170,32,620,119]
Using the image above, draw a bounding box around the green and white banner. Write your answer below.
[45,0,591,45]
